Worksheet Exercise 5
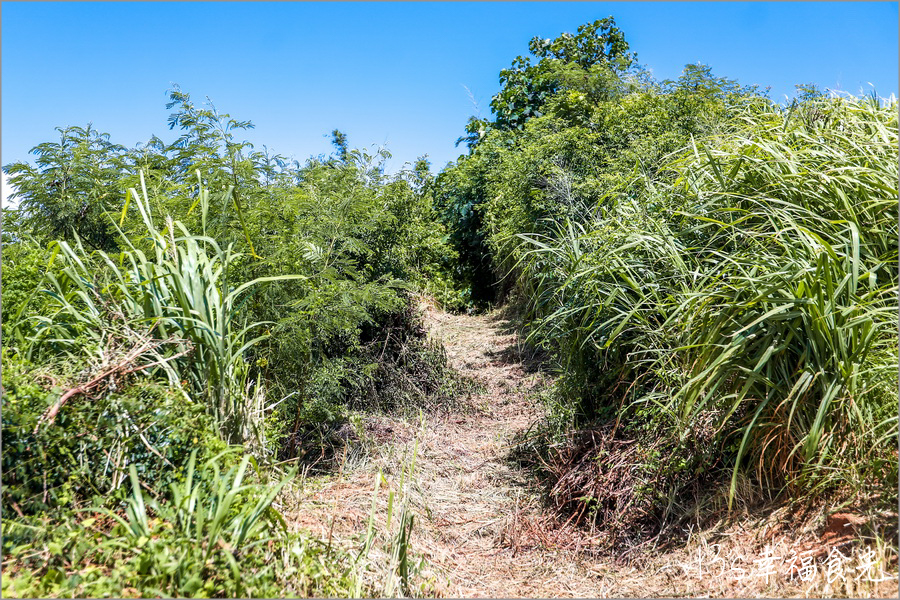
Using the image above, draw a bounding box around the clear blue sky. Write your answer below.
[2,2,897,175]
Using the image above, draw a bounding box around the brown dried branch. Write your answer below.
[33,337,192,434]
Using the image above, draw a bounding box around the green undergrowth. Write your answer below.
[2,450,358,599]
[2,88,467,596]
[441,18,898,544]
[281,302,478,470]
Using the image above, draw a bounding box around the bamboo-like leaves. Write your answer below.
[14,171,306,448]
[509,94,897,505]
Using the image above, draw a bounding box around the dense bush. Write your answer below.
[512,95,898,503]
[3,88,465,455]
[2,88,464,596]
[2,452,357,598]
[2,349,223,516]
[0,236,52,341]
[438,18,897,529]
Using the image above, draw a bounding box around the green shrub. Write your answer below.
[512,95,898,507]
[0,238,54,342]
[1,348,223,516]
[442,29,898,520]
[2,452,358,598]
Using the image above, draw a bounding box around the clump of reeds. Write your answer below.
[516,93,898,515]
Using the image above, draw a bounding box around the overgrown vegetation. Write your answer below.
[2,89,464,596]
[3,15,896,596]
[437,18,898,543]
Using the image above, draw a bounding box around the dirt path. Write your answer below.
[286,301,622,596]
[283,301,896,598]
[401,301,604,596]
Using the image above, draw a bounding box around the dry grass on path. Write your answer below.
[282,300,898,598]
[283,300,604,597]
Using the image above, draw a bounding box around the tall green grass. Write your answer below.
[13,172,303,448]
[666,94,898,500]
[1,450,360,598]
[514,94,898,502]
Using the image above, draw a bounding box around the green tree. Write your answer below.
[330,129,350,162]
[489,17,636,132]
[663,63,767,135]
[4,124,125,250]
[164,86,262,255]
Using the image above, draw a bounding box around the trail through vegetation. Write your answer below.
[288,299,616,596]
[2,14,897,598]
[285,300,897,598]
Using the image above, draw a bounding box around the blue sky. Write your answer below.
[2,1,898,183]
